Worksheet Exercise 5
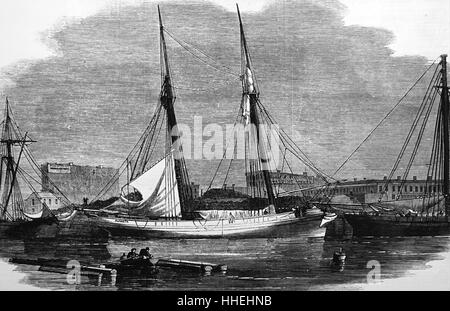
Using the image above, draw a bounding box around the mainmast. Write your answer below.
[237,4,276,207]
[0,98,35,221]
[440,54,450,216]
[158,6,193,217]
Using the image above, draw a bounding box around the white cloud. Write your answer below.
[0,0,146,91]
[0,0,272,71]
[340,0,450,59]
[0,0,448,72]
[0,0,105,68]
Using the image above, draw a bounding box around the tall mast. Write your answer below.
[0,98,35,220]
[440,54,450,216]
[237,5,251,77]
[2,133,27,219]
[159,6,172,90]
[158,6,193,217]
[237,4,276,207]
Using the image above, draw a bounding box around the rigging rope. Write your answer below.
[206,103,243,191]
[398,77,440,192]
[7,105,73,205]
[164,28,240,78]
[332,57,440,178]
[256,99,333,182]
[92,103,166,201]
[382,69,442,197]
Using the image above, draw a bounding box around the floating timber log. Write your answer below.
[38,266,101,277]
[9,256,227,277]
[155,258,228,274]
[9,256,117,286]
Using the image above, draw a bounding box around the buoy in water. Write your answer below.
[331,247,346,271]
[332,248,346,264]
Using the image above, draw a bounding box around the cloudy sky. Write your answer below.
[0,0,449,189]
[1,0,448,69]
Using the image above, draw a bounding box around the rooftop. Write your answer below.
[26,191,60,200]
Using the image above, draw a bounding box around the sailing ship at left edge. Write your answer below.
[0,97,108,240]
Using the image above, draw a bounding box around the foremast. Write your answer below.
[158,6,194,218]
[440,54,450,217]
[0,98,34,221]
[237,4,276,209]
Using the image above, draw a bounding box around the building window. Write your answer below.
[49,199,52,205]
[415,186,418,192]
[420,186,423,192]
[32,199,35,206]
[392,185,395,192]
[410,186,413,192]
[379,186,383,192]
[55,199,58,205]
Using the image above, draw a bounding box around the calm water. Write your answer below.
[1,229,450,291]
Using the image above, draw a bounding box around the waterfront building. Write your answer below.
[247,170,323,197]
[41,162,119,205]
[308,176,443,203]
[24,191,62,213]
[203,171,323,198]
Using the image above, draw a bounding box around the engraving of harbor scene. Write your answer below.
[0,0,449,290]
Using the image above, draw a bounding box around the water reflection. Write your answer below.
[0,234,449,290]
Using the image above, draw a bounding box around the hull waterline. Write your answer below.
[95,211,324,239]
[344,214,450,237]
[1,212,109,241]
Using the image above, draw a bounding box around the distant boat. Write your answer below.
[0,98,102,240]
[0,97,45,235]
[92,5,327,238]
[341,54,450,237]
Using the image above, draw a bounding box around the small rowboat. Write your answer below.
[104,257,159,276]
[104,256,227,275]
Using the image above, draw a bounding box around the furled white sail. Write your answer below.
[242,67,254,125]
[245,67,255,93]
[371,196,444,212]
[120,152,181,218]
[243,96,250,125]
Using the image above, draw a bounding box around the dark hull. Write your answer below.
[0,213,109,241]
[344,214,450,237]
[0,221,23,236]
